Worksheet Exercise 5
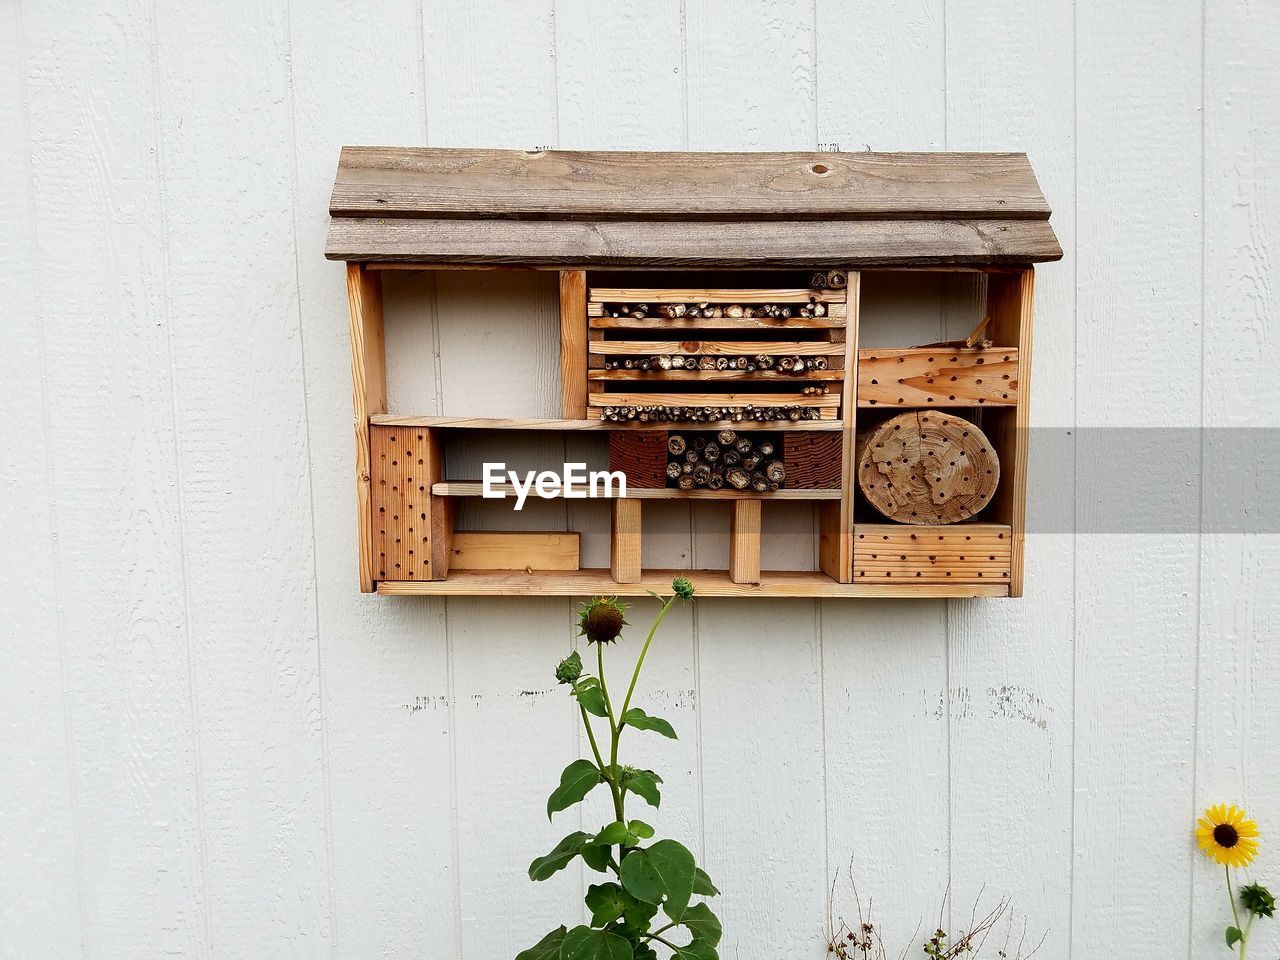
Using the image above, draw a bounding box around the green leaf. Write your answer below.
[673,939,717,960]
[621,768,662,809]
[619,838,696,922]
[623,896,659,930]
[580,842,612,872]
[680,903,722,947]
[596,820,654,847]
[584,883,628,927]
[515,926,566,960]
[622,707,678,739]
[573,678,610,718]
[692,867,719,897]
[673,942,716,960]
[548,759,603,820]
[529,832,594,881]
[597,822,631,846]
[1226,925,1243,950]
[560,925,634,960]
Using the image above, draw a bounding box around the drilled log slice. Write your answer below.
[855,410,999,523]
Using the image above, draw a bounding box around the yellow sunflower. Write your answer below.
[1196,804,1261,868]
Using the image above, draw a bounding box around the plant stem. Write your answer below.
[619,595,677,724]
[595,643,626,857]
[647,934,681,951]
[598,644,617,737]
[1227,866,1247,959]
[645,921,678,939]
[579,705,607,771]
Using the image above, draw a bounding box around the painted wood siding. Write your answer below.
[2,1,1277,958]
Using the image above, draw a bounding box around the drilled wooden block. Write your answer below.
[857,347,1018,407]
[371,425,450,581]
[783,433,843,488]
[609,432,671,487]
[853,524,1011,584]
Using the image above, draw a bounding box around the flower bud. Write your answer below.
[672,577,695,601]
[554,650,583,685]
[577,597,628,644]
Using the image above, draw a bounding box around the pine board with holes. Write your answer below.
[857,348,1018,407]
[852,524,1012,584]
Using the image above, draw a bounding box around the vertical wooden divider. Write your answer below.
[610,498,643,583]
[729,499,762,583]
[819,271,860,582]
[984,268,1035,596]
[346,263,387,592]
[559,270,588,418]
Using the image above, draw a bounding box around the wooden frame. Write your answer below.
[333,149,1057,598]
[346,263,386,593]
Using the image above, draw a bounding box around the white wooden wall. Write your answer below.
[3,1,1278,958]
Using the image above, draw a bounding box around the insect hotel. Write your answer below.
[327,148,1061,598]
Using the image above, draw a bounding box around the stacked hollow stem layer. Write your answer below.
[598,405,824,424]
[666,430,784,492]
[602,300,829,320]
[603,354,830,377]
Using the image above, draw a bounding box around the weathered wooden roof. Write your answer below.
[326,147,1061,268]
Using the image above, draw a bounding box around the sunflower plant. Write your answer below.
[1196,803,1275,956]
[517,578,722,960]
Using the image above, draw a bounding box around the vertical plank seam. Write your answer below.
[940,58,955,932]
[19,0,89,950]
[1068,0,1080,954]
[809,0,819,141]
[421,138,462,950]
[570,624,587,926]
[677,0,701,868]
[415,0,428,142]
[549,0,561,148]
[147,0,212,950]
[282,2,339,952]
[427,273,446,417]
[444,603,464,959]
[1187,0,1209,953]
[679,0,689,149]
[816,599,830,911]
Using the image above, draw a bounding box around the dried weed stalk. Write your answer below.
[825,860,1045,960]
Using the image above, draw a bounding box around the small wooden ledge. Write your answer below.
[374,568,1010,599]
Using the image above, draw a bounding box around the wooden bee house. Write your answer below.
[327,148,1061,598]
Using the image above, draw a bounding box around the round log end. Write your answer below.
[855,410,1000,524]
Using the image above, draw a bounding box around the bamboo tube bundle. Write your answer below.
[602,354,833,374]
[855,410,1000,523]
[599,405,824,424]
[665,430,784,492]
[603,299,829,320]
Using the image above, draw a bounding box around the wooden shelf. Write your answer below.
[433,482,841,501]
[376,568,1009,598]
[371,415,844,432]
